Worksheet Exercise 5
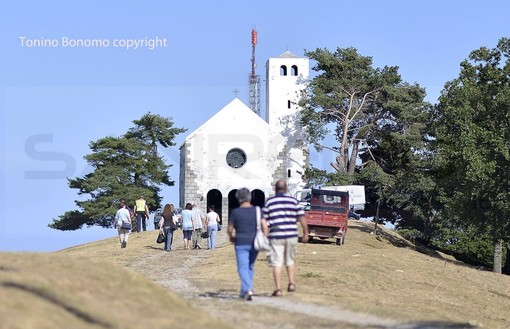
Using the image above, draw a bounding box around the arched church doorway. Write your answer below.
[206,189,223,223]
[228,188,266,217]
[227,189,239,219]
[251,189,265,208]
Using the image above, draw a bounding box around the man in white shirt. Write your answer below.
[115,199,132,248]
[191,203,205,249]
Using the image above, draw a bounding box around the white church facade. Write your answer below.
[179,50,310,220]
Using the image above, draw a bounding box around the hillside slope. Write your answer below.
[3,221,510,329]
[0,252,230,329]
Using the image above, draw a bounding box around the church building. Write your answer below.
[179,50,310,220]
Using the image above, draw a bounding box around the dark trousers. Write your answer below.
[136,212,147,232]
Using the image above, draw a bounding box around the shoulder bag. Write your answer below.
[216,213,222,231]
[253,206,270,251]
[156,231,165,244]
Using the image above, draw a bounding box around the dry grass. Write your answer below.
[2,221,510,329]
[0,250,230,329]
[190,221,510,328]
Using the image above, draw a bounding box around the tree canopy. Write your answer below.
[299,42,510,272]
[300,47,428,176]
[49,113,186,231]
[300,47,433,227]
[432,38,510,272]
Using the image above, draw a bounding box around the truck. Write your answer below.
[295,185,366,212]
[304,188,350,245]
[294,185,366,245]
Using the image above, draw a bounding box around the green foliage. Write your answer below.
[430,222,495,268]
[49,113,186,231]
[301,46,435,233]
[302,167,329,188]
[301,47,392,173]
[357,161,395,193]
[301,47,428,177]
[396,228,425,243]
[125,112,187,154]
[432,38,510,242]
[431,38,510,271]
[302,40,510,270]
[302,166,353,187]
[49,210,92,231]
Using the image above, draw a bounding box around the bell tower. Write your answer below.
[266,50,309,128]
[265,51,310,193]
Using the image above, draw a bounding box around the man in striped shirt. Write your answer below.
[262,179,309,297]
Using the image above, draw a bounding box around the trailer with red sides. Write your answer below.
[305,188,349,245]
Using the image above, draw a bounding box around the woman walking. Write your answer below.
[227,188,259,301]
[180,203,194,250]
[158,204,178,252]
[205,205,220,250]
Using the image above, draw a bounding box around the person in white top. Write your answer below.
[115,199,131,248]
[205,205,221,250]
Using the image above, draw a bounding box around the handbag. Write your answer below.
[201,231,209,238]
[253,206,271,251]
[216,213,222,231]
[121,221,132,230]
[156,231,165,244]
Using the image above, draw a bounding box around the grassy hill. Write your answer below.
[2,221,510,329]
[0,251,230,329]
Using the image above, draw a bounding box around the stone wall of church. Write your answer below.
[179,142,202,208]
[271,148,289,192]
[180,141,224,217]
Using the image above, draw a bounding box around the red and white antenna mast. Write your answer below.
[249,28,260,116]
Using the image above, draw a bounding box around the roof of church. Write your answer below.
[181,98,272,146]
[277,50,301,58]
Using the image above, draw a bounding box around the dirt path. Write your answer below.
[126,231,474,329]
[127,231,389,329]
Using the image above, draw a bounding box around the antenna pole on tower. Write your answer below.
[249,28,260,116]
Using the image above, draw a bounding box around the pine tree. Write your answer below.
[49,113,186,230]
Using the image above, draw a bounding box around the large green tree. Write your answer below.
[432,38,510,273]
[300,47,433,229]
[300,47,428,176]
[357,104,439,239]
[49,113,186,231]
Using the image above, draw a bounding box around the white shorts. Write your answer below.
[268,237,298,267]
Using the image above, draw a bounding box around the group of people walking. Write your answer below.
[114,196,222,251]
[113,195,151,248]
[113,179,309,301]
[179,202,221,250]
[149,202,222,252]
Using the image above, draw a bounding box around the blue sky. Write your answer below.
[1,0,508,252]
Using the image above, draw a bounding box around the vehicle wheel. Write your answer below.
[336,235,345,245]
